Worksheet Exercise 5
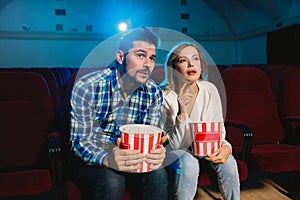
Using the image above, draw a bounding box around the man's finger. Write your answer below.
[116,138,121,147]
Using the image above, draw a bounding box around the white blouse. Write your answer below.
[159,80,231,151]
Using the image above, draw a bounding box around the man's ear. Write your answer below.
[116,50,124,64]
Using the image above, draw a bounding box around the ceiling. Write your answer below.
[0,0,300,41]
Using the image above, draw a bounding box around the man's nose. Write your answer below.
[143,58,154,68]
[143,64,150,69]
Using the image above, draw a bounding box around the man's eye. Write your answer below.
[150,56,156,62]
[136,53,145,59]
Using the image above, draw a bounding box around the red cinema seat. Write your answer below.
[30,68,70,133]
[0,71,60,198]
[277,68,300,145]
[222,67,300,173]
[265,64,296,101]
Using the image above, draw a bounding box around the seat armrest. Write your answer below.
[281,116,300,143]
[48,132,63,188]
[225,119,253,163]
[283,116,300,122]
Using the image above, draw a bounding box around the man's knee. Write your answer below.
[93,174,126,192]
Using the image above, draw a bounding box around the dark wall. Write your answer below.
[267,24,300,64]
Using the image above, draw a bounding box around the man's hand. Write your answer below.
[106,138,144,171]
[145,136,167,171]
[204,145,231,164]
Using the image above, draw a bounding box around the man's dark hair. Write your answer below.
[119,27,160,53]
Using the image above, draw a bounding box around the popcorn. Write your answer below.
[120,124,162,173]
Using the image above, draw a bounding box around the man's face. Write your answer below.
[123,41,156,84]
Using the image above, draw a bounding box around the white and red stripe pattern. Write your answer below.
[120,124,162,173]
[189,122,222,157]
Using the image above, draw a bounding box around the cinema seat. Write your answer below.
[277,68,300,145]
[222,67,300,173]
[29,69,65,132]
[31,69,63,112]
[0,71,61,198]
[265,64,296,101]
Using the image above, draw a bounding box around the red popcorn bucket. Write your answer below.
[119,124,162,173]
[189,122,222,157]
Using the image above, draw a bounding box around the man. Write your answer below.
[68,27,168,200]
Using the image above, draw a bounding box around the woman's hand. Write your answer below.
[204,145,231,164]
[177,83,194,120]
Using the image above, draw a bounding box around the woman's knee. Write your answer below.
[217,155,239,177]
[177,152,199,176]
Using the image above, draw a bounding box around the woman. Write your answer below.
[160,42,240,200]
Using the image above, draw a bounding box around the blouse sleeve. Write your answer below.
[159,91,193,150]
[205,82,232,151]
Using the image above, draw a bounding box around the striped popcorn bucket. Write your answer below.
[119,124,162,173]
[189,122,222,157]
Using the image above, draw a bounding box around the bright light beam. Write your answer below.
[118,22,128,32]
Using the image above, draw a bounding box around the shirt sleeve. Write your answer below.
[70,80,108,167]
[144,86,163,127]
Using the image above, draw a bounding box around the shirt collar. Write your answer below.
[109,65,122,93]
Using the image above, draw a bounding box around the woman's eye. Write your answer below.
[178,59,186,63]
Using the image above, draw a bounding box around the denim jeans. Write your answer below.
[67,151,168,200]
[166,150,240,200]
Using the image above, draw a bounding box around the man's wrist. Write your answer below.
[103,157,109,168]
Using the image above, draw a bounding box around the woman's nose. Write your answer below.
[187,62,194,68]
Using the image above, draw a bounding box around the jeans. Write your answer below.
[166,150,240,200]
[67,151,168,200]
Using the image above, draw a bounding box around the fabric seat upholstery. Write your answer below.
[222,67,300,173]
[0,71,57,198]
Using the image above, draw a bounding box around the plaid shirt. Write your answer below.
[70,65,163,167]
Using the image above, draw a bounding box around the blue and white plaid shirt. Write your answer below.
[70,65,163,167]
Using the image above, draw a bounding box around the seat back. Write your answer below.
[222,67,284,145]
[0,72,53,169]
[278,68,300,118]
[277,68,300,143]
[265,64,296,101]
[30,68,63,112]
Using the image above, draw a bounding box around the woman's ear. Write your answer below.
[116,50,124,64]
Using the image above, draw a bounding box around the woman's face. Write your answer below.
[174,46,202,84]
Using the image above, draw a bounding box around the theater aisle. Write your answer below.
[194,170,297,200]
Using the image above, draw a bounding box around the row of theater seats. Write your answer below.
[226,64,300,146]
[0,64,299,199]
[263,64,300,145]
[0,71,61,199]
